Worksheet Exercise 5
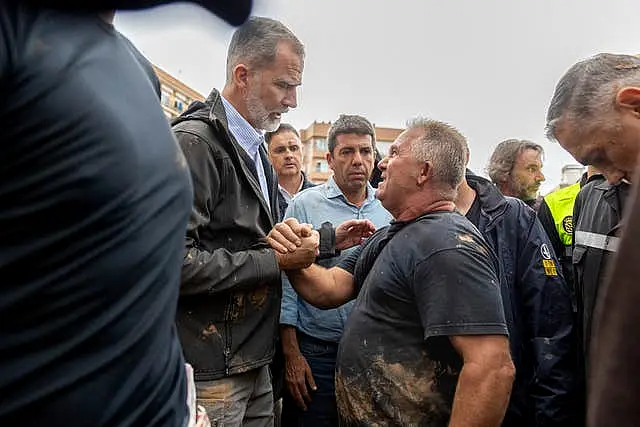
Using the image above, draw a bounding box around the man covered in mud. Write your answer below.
[268,118,515,426]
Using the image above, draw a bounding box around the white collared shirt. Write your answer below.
[220,96,271,210]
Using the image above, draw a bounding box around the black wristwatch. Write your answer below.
[317,221,341,259]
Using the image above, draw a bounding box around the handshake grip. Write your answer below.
[267,218,376,270]
[275,234,318,270]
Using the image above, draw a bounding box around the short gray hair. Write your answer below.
[226,17,305,83]
[546,53,640,140]
[487,139,543,185]
[405,118,468,199]
[327,114,376,154]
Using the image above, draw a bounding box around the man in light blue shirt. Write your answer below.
[280,115,392,427]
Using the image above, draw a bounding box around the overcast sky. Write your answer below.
[115,0,639,193]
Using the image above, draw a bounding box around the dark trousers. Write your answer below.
[281,333,339,427]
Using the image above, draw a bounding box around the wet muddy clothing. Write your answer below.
[172,90,282,381]
[335,211,508,426]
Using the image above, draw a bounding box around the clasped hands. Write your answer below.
[267,218,376,271]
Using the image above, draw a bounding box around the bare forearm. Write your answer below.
[280,325,302,357]
[285,265,355,309]
[449,362,514,427]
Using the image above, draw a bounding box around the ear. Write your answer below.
[325,150,333,165]
[416,161,431,186]
[232,63,251,90]
[616,87,640,117]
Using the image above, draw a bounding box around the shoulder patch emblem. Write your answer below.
[562,216,573,234]
[540,243,552,260]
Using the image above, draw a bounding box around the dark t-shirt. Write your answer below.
[1,3,191,426]
[336,211,508,426]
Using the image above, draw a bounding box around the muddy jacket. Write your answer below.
[467,173,575,427]
[172,90,282,381]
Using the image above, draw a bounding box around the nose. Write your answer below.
[352,150,363,165]
[283,88,298,109]
[536,170,545,182]
[378,156,388,171]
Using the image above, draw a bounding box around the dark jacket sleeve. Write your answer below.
[516,206,576,426]
[176,129,280,296]
[588,175,640,427]
[538,198,564,261]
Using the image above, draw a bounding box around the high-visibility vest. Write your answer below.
[544,182,581,256]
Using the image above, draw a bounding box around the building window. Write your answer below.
[161,90,171,106]
[314,138,328,151]
[315,160,329,173]
[174,99,185,113]
[376,142,391,157]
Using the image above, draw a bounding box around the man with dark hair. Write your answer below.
[487,139,546,209]
[269,118,515,427]
[278,115,391,427]
[266,123,315,220]
[545,53,640,426]
[0,1,250,426]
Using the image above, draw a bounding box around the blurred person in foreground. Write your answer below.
[0,1,250,426]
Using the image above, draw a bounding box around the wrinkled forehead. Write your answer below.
[391,128,421,151]
[266,42,304,81]
[518,147,544,165]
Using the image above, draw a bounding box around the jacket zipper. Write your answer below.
[224,346,231,376]
[224,294,232,376]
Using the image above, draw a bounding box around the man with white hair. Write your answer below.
[268,118,515,427]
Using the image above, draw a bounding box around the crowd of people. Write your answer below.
[2,1,640,426]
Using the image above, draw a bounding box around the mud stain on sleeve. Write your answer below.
[457,233,488,255]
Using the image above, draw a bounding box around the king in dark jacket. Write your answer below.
[172,89,284,381]
[462,172,576,427]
